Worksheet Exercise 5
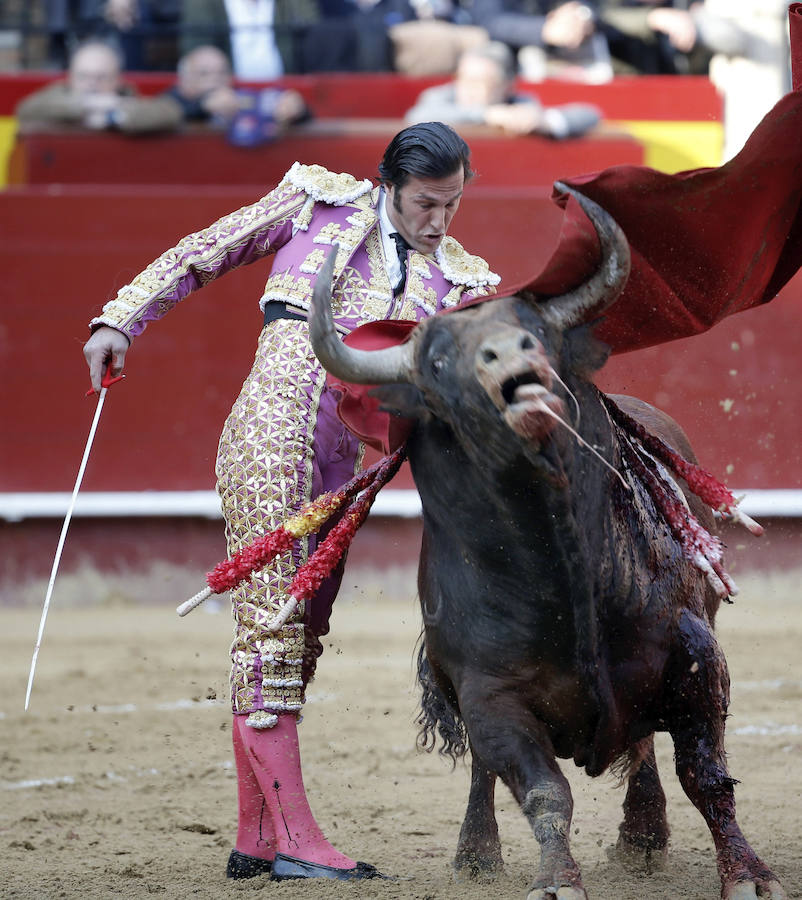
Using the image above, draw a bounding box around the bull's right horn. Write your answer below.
[541,183,631,332]
[309,244,416,385]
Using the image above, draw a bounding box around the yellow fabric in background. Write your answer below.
[614,120,724,173]
[0,116,17,187]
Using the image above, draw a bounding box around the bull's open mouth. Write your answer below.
[503,380,565,442]
[501,372,543,406]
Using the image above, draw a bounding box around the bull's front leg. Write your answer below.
[461,695,586,900]
[454,752,503,879]
[667,610,786,900]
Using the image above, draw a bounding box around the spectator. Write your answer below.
[301,1,486,75]
[100,0,181,70]
[405,41,602,137]
[597,0,709,75]
[41,1,180,71]
[462,0,613,82]
[387,1,490,76]
[304,0,414,73]
[686,0,790,159]
[15,39,182,132]
[165,45,310,145]
[598,1,789,156]
[464,0,596,50]
[179,0,320,79]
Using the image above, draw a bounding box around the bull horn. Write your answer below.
[308,243,416,385]
[541,182,631,331]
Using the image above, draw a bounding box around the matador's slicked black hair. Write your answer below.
[378,121,474,189]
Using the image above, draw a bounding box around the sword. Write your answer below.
[24,368,124,711]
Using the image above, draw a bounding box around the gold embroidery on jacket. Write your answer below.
[406,253,439,315]
[281,162,373,205]
[435,235,501,289]
[299,248,326,275]
[95,184,306,332]
[362,229,393,301]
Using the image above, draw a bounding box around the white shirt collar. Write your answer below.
[378,188,404,292]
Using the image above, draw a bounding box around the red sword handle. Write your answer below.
[85,367,125,397]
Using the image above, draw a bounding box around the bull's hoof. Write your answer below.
[724,879,787,900]
[608,835,668,873]
[526,885,588,900]
[453,849,503,882]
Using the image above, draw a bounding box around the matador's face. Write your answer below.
[385,170,464,255]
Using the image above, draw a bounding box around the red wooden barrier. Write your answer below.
[1,184,799,497]
[7,121,644,187]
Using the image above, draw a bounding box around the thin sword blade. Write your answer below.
[24,386,108,711]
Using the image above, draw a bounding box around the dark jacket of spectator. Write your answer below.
[179,0,320,76]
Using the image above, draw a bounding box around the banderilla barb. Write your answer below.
[177,446,407,632]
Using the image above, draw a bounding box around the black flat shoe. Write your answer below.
[226,848,273,879]
[270,852,385,881]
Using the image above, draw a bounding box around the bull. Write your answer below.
[307,188,785,900]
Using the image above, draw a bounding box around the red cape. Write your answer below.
[333,4,802,454]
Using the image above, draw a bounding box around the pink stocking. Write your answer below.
[234,713,355,869]
[232,714,275,859]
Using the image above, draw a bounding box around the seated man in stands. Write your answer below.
[164,45,309,146]
[405,41,601,139]
[15,40,182,134]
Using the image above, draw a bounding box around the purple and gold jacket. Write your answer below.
[91,163,500,340]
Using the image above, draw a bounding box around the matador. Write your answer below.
[82,122,498,883]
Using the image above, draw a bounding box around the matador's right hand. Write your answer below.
[83,326,130,394]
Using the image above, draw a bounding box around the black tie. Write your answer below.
[390,232,410,295]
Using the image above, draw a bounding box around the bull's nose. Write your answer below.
[477,329,538,366]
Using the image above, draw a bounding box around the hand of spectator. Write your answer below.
[104,0,138,30]
[542,2,595,50]
[273,90,307,125]
[646,7,697,53]
[201,87,246,122]
[81,92,124,129]
[484,103,544,136]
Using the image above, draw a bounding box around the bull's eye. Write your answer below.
[521,335,535,350]
[481,349,498,363]
[431,357,445,376]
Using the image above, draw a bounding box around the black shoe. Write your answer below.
[226,848,273,879]
[270,852,385,881]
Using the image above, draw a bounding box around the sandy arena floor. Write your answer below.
[2,564,801,899]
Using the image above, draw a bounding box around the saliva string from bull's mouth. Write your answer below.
[532,363,629,490]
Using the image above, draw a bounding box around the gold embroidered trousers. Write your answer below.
[216,320,362,724]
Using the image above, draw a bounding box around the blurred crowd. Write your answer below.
[0,1,789,82]
[1,1,792,156]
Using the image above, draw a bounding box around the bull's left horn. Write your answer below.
[541,182,631,331]
[309,244,415,385]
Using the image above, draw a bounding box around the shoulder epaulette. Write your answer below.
[435,236,501,289]
[281,162,373,206]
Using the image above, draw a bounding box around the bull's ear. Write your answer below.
[370,384,428,420]
[565,321,611,377]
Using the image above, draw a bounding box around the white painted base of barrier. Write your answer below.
[2,489,802,522]
[0,489,424,522]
